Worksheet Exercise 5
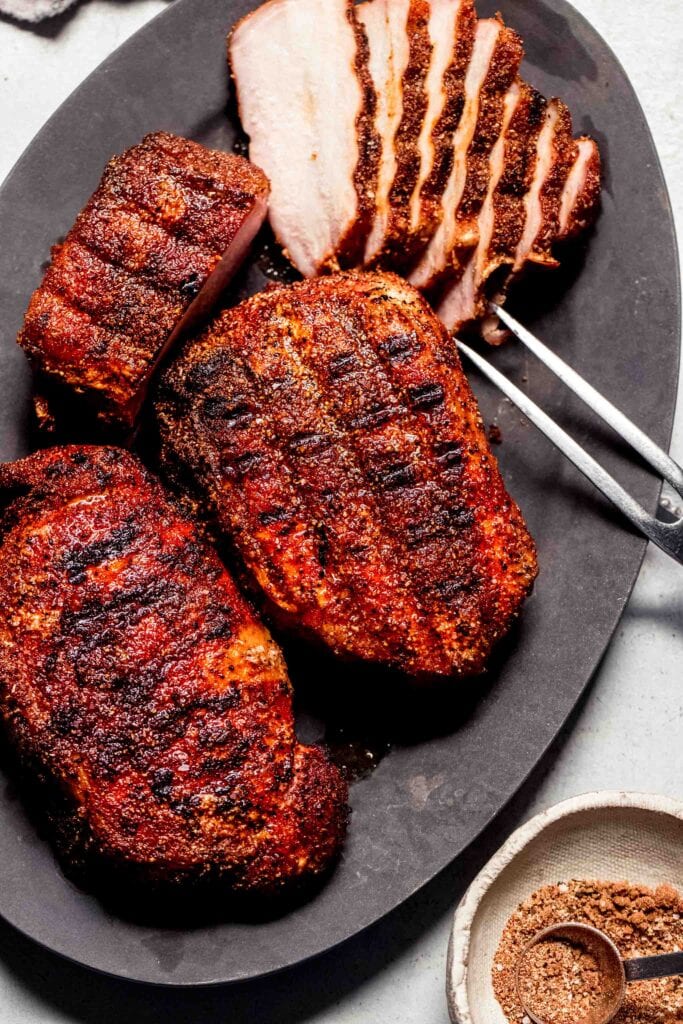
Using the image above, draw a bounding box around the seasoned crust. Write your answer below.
[0,445,347,897]
[156,271,537,679]
[335,2,382,268]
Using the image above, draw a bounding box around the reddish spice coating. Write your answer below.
[17,132,269,430]
[335,2,382,268]
[157,271,537,679]
[0,445,347,894]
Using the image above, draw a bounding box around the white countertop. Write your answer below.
[0,2,681,1021]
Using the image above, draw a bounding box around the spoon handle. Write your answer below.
[623,951,683,982]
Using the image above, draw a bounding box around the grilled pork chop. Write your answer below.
[229,0,600,336]
[18,133,269,430]
[156,272,537,679]
[0,445,346,893]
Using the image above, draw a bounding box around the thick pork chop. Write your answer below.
[156,272,537,679]
[0,445,347,894]
[18,133,268,430]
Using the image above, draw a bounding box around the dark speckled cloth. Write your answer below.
[0,0,79,21]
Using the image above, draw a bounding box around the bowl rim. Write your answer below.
[446,790,683,1024]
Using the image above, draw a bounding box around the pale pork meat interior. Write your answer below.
[230,0,372,277]
[229,0,601,336]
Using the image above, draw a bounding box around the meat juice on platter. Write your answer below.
[0,0,602,908]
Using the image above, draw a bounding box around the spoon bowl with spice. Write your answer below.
[447,792,683,1024]
[515,921,683,1024]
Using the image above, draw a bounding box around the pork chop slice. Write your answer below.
[361,0,433,268]
[408,0,477,252]
[408,19,521,290]
[229,0,378,277]
[354,0,412,266]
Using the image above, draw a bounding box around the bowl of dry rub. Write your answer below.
[447,791,683,1024]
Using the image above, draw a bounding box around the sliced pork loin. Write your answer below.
[408,0,477,251]
[355,0,412,265]
[436,83,545,330]
[479,102,600,343]
[18,132,268,429]
[229,0,378,277]
[228,0,601,337]
[361,0,432,268]
[408,19,522,290]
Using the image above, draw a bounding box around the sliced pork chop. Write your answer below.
[408,19,519,290]
[18,132,268,430]
[409,0,477,250]
[367,0,433,267]
[558,136,601,240]
[436,80,522,330]
[355,0,412,266]
[482,102,600,343]
[229,0,378,277]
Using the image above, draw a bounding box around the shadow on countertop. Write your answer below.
[0,0,172,39]
[0,666,600,1024]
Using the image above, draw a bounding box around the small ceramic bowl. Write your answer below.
[446,791,683,1024]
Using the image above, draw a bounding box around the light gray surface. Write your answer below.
[0,1,681,1021]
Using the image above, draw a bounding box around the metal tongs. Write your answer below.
[457,304,683,565]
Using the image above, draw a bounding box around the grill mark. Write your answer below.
[327,351,360,381]
[379,331,420,363]
[373,461,417,491]
[348,404,397,431]
[287,431,332,456]
[201,396,253,428]
[258,506,292,527]
[59,520,140,582]
[407,382,445,410]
